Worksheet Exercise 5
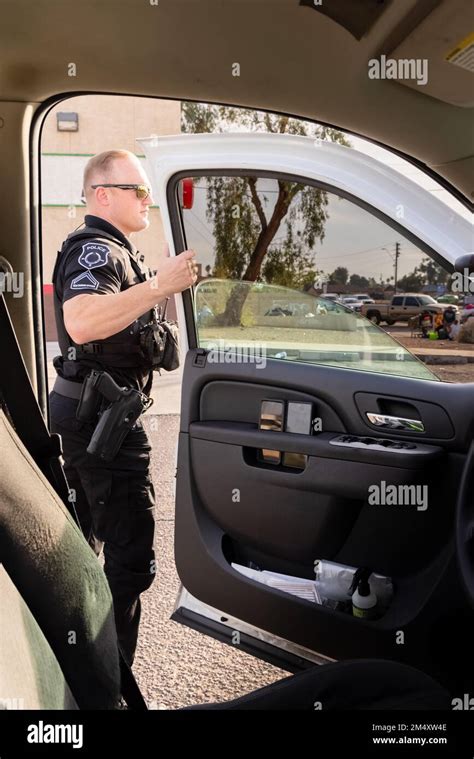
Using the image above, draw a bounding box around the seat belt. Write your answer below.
[0,293,148,711]
[0,294,75,517]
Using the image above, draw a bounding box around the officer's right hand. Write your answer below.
[153,245,198,297]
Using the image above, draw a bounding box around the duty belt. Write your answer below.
[53,376,84,400]
[80,342,143,356]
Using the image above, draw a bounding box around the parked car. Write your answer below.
[361,293,457,325]
[264,305,293,316]
[353,294,375,304]
[341,296,362,311]
[437,294,460,305]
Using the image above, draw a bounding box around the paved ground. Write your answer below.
[431,365,474,383]
[132,414,286,709]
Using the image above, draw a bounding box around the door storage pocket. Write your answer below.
[232,560,394,621]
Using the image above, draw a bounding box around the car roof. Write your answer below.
[2,0,472,205]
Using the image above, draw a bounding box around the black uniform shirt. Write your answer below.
[53,215,154,392]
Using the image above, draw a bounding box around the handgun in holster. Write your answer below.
[76,369,153,462]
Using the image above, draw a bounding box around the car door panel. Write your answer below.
[190,435,437,567]
[138,133,474,690]
[174,351,473,686]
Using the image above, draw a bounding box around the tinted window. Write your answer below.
[179,173,452,382]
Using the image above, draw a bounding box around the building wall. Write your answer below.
[42,95,181,338]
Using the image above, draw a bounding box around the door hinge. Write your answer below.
[193,348,208,368]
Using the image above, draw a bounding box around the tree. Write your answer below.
[328,266,349,286]
[397,270,424,291]
[349,273,369,288]
[181,103,350,324]
[396,256,449,293]
[417,257,449,287]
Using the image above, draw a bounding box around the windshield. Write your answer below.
[417,296,438,305]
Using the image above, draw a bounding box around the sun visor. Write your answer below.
[385,0,474,107]
[299,0,394,40]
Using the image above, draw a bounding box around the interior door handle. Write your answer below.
[366,412,425,433]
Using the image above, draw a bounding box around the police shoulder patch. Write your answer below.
[70,271,100,290]
[78,242,110,270]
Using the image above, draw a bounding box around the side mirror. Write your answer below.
[454,254,474,274]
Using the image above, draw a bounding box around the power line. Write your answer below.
[315,242,399,262]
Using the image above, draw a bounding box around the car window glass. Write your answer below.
[178,173,466,382]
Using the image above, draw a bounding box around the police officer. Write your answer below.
[49,149,197,666]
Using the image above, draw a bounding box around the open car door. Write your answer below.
[139,133,474,691]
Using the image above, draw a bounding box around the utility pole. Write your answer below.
[394,242,400,293]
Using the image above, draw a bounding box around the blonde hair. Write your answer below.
[83,150,138,200]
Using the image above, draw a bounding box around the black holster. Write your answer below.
[76,370,153,462]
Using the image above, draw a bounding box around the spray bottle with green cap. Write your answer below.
[350,567,378,620]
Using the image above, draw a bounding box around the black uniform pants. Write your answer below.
[49,390,156,666]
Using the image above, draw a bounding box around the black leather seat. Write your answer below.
[184,658,450,710]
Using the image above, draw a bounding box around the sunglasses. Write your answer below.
[90,183,152,200]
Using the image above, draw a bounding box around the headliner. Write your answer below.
[1,0,473,203]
